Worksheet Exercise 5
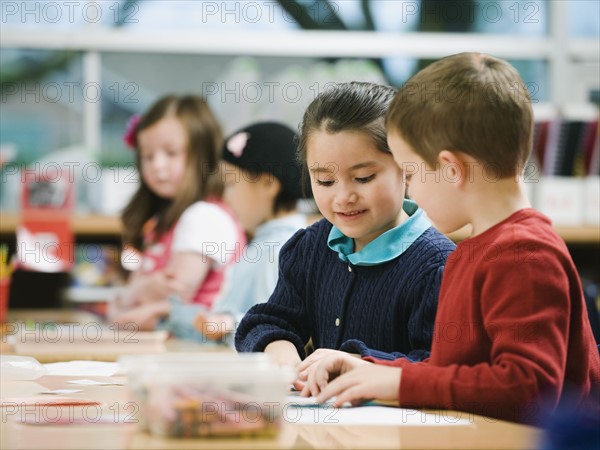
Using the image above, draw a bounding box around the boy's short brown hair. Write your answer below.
[386,52,534,178]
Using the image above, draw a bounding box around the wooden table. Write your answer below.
[1,309,227,362]
[0,375,543,450]
[0,310,545,449]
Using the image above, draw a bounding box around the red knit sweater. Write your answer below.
[371,209,600,423]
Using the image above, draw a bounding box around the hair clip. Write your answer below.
[123,114,141,149]
[226,132,249,157]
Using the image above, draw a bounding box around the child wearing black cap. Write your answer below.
[177,122,308,342]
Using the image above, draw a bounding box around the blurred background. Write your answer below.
[0,1,598,325]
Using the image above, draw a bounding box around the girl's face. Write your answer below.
[307,130,406,252]
[222,162,277,235]
[137,116,188,199]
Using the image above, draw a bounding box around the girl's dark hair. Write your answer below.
[122,95,223,250]
[297,82,397,166]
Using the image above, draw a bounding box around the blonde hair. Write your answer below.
[122,95,223,250]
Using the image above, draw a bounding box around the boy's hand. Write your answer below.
[194,313,234,341]
[303,353,402,407]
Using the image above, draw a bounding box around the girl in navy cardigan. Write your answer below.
[235,82,455,374]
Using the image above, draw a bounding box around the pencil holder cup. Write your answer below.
[119,353,294,439]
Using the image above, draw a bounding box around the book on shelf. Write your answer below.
[534,103,599,177]
[531,104,600,227]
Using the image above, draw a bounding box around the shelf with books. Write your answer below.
[532,104,599,179]
[528,103,599,231]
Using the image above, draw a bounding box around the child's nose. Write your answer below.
[335,186,358,206]
[150,153,168,171]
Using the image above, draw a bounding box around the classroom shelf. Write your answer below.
[446,225,600,244]
[0,213,121,237]
[1,212,598,244]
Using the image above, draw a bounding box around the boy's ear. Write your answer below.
[438,150,468,188]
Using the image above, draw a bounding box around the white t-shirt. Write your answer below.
[171,201,240,268]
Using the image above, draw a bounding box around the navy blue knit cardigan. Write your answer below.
[235,219,455,361]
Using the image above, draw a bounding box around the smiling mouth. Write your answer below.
[337,210,366,217]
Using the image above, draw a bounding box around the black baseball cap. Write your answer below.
[222,121,307,199]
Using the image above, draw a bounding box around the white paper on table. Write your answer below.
[68,379,124,386]
[285,395,321,406]
[43,361,120,377]
[40,389,83,395]
[283,397,472,427]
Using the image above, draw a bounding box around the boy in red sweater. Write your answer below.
[300,52,600,424]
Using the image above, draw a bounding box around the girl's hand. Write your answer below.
[111,299,171,331]
[135,271,189,304]
[303,354,401,407]
[264,340,302,369]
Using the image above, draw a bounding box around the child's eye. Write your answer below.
[316,179,335,187]
[355,174,375,183]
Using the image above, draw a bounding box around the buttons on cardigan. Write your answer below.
[348,265,352,272]
[335,318,340,326]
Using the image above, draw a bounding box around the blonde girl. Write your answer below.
[110,95,245,330]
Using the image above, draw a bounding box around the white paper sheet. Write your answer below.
[43,361,120,377]
[68,379,124,386]
[283,396,472,427]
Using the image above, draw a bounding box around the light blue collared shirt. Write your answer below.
[327,199,431,266]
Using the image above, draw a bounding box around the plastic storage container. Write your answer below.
[119,353,293,438]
